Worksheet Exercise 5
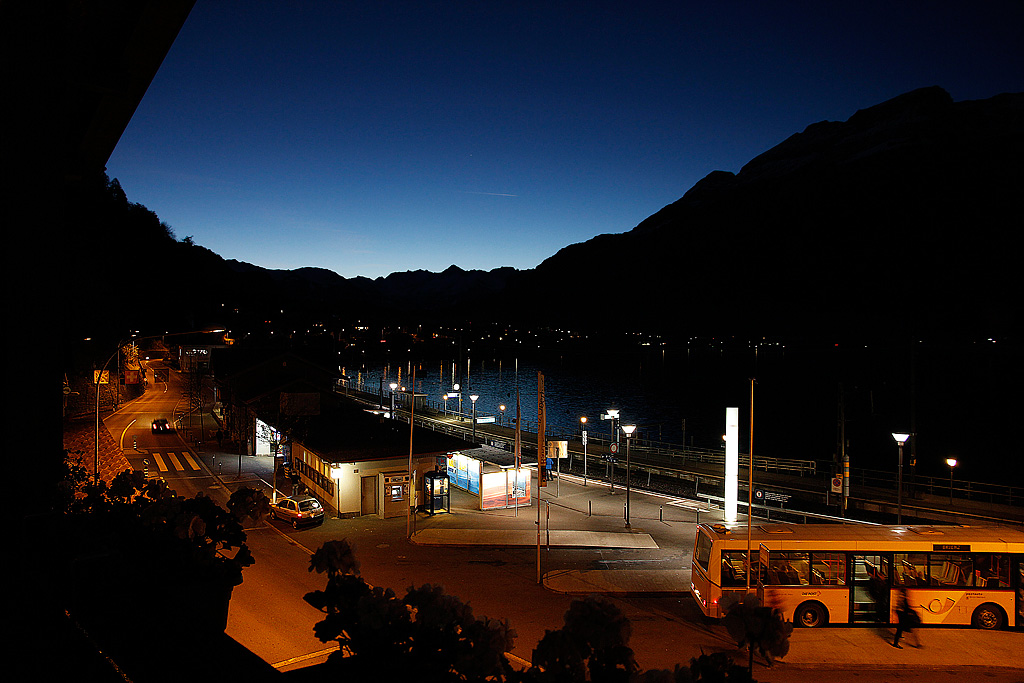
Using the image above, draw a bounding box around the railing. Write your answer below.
[839,465,1019,507]
[338,385,1015,509]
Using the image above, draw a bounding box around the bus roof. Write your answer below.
[697,523,1024,553]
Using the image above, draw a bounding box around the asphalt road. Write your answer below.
[104,367,1024,681]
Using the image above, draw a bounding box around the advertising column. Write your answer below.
[725,407,739,522]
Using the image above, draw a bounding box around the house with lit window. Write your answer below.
[215,352,470,518]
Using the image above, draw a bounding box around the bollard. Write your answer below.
[660,505,663,522]
[589,500,592,516]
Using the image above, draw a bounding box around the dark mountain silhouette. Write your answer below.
[519,87,1022,340]
[64,87,1022,343]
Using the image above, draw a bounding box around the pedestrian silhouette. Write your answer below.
[891,587,921,648]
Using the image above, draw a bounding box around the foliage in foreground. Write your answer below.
[304,540,764,682]
[61,455,265,587]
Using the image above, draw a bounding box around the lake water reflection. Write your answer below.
[340,339,1015,486]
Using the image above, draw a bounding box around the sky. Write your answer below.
[106,1,1023,280]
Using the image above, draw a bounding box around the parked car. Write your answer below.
[269,496,325,528]
[151,419,173,433]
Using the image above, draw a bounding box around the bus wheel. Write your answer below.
[972,604,1005,630]
[795,601,827,628]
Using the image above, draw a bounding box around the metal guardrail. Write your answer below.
[339,386,1015,512]
[839,465,1019,508]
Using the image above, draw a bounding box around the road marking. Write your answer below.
[153,453,168,471]
[182,451,201,470]
[272,644,340,669]
[167,452,184,470]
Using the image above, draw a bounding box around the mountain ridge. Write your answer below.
[67,87,1022,342]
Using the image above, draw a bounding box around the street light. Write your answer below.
[892,432,911,523]
[621,424,636,528]
[470,394,479,440]
[580,416,588,485]
[946,458,958,504]
[389,382,398,419]
[499,404,506,426]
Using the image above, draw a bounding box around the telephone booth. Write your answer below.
[423,470,450,515]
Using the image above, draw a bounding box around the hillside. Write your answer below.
[63,87,1022,343]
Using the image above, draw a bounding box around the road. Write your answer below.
[103,367,1024,681]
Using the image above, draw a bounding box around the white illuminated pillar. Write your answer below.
[725,407,739,522]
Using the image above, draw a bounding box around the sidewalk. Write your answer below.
[182,412,1023,679]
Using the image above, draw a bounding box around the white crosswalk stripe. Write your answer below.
[150,451,202,472]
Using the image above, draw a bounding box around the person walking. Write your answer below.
[891,587,921,648]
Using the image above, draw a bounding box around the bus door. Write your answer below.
[1016,556,1023,630]
[850,554,892,623]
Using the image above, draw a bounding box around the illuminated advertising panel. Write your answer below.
[481,468,530,510]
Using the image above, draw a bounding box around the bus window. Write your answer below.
[894,554,928,586]
[694,529,714,573]
[767,552,809,585]
[972,554,1010,588]
[810,552,846,585]
[722,551,752,587]
[929,554,973,587]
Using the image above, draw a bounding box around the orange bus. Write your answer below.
[690,522,1024,629]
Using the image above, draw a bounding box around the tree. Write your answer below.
[226,486,270,525]
[530,596,638,683]
[722,594,792,674]
[304,540,516,681]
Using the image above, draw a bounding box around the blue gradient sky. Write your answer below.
[106,1,1023,279]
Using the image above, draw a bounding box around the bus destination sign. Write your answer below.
[932,544,970,552]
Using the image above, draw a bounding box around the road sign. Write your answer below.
[831,477,842,494]
[610,443,619,454]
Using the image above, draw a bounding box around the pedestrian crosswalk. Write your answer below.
[151,451,202,472]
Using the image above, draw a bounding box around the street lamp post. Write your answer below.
[580,416,588,485]
[621,424,636,527]
[946,458,958,504]
[499,404,506,426]
[892,432,911,523]
[470,394,479,441]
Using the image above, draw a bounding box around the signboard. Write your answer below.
[933,544,970,552]
[759,543,770,569]
[831,477,842,494]
[93,370,110,385]
[547,440,568,459]
[581,430,587,446]
[754,488,792,505]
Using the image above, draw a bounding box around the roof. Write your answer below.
[699,522,1024,551]
[295,395,473,464]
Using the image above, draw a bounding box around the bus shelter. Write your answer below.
[444,446,531,511]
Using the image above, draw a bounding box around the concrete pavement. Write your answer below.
[141,412,1023,680]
